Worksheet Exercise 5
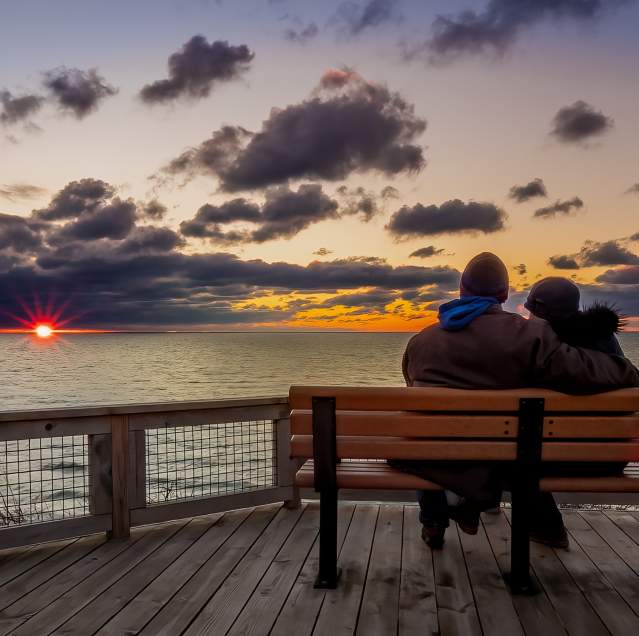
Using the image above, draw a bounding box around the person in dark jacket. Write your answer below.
[395,253,639,549]
[524,277,624,355]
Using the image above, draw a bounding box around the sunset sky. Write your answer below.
[1,0,638,331]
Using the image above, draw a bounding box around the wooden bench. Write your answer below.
[289,385,639,594]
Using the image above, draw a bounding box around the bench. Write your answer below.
[289,385,639,594]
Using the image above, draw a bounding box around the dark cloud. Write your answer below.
[509,178,547,203]
[596,267,639,285]
[387,199,507,238]
[284,22,319,44]
[415,0,616,64]
[317,287,397,309]
[180,185,339,243]
[550,101,613,144]
[630,233,639,241]
[163,70,426,191]
[513,263,527,275]
[140,37,254,104]
[533,196,583,219]
[548,255,580,269]
[43,68,117,119]
[313,247,333,256]
[0,183,47,202]
[409,246,444,259]
[0,90,45,125]
[579,240,639,266]
[0,181,461,328]
[139,199,168,220]
[330,0,401,36]
[625,183,639,195]
[35,179,117,221]
[336,185,382,221]
[381,185,400,199]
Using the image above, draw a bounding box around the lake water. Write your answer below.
[0,331,638,410]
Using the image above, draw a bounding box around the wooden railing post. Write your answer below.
[276,417,300,509]
[109,415,130,539]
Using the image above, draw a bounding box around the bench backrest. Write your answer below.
[289,386,639,463]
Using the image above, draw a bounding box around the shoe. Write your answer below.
[530,525,569,550]
[421,524,445,549]
[448,500,480,535]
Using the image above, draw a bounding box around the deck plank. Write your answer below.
[398,506,438,636]
[53,515,222,634]
[0,538,76,587]
[312,504,378,636]
[584,511,639,576]
[458,520,524,636]
[227,504,320,635]
[270,503,356,636]
[10,519,188,636]
[96,509,252,636]
[482,510,567,636]
[356,504,404,636]
[139,505,281,636]
[433,523,482,636]
[555,512,639,635]
[0,530,143,635]
[183,504,305,635]
[0,534,104,611]
[604,511,639,546]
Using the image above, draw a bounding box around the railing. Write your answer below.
[0,397,296,549]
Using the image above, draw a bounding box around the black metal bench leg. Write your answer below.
[315,487,341,588]
[509,483,535,594]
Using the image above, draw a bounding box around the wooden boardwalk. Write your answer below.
[0,503,638,635]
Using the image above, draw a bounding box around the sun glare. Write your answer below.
[34,324,54,338]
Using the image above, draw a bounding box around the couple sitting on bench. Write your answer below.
[394,252,639,550]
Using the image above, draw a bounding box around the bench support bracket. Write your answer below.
[312,396,341,589]
[509,397,544,595]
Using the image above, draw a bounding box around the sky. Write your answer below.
[1,0,638,331]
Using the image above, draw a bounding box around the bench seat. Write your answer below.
[296,459,639,492]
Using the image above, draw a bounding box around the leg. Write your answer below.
[315,487,340,588]
[418,490,449,548]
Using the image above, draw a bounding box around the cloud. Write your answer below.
[630,233,639,241]
[335,185,384,222]
[313,247,333,256]
[625,183,639,195]
[162,70,426,191]
[0,90,45,125]
[330,0,401,36]
[513,263,527,275]
[140,37,254,104]
[579,240,639,266]
[180,184,339,243]
[139,199,168,220]
[0,183,47,202]
[533,196,583,219]
[414,0,616,64]
[548,254,580,270]
[409,246,444,259]
[284,22,319,44]
[596,267,639,285]
[43,68,117,119]
[0,181,462,328]
[550,101,613,144]
[509,178,547,203]
[387,199,507,238]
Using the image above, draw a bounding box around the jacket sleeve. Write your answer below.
[531,323,639,393]
[402,335,417,387]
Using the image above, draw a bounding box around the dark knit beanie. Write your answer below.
[524,277,580,321]
[460,252,509,303]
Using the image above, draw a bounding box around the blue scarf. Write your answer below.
[438,296,499,331]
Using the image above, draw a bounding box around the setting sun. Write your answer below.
[34,325,54,338]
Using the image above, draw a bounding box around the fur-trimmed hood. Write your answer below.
[552,302,625,353]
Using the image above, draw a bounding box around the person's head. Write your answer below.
[524,277,580,321]
[460,252,509,303]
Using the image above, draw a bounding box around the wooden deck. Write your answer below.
[1,503,638,635]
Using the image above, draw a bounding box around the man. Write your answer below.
[397,252,639,548]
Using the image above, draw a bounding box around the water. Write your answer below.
[0,332,638,410]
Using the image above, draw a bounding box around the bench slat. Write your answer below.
[291,435,639,462]
[291,410,639,439]
[289,386,639,412]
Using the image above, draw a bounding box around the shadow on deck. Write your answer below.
[1,503,638,635]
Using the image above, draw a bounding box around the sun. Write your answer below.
[34,324,54,338]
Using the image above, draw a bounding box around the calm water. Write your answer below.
[1,332,638,410]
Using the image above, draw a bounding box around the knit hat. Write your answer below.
[460,252,509,303]
[524,277,580,321]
